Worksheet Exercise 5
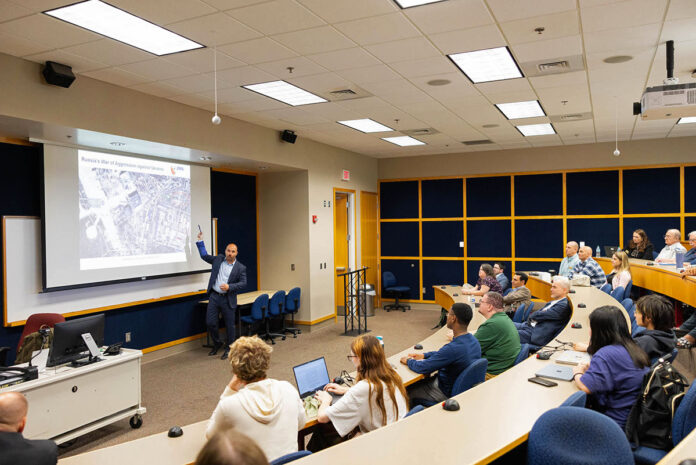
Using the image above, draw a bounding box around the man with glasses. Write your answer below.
[475,292,521,379]
[655,229,686,263]
[400,303,481,405]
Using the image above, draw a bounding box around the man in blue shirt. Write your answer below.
[559,241,580,277]
[400,303,481,404]
[197,231,247,359]
[493,263,510,291]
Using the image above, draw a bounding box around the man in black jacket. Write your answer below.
[0,392,57,465]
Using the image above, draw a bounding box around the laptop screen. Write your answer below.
[293,357,330,397]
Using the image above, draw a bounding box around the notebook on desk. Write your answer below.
[535,364,575,381]
[293,357,343,403]
[555,350,591,366]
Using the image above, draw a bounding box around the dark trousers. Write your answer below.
[207,292,236,347]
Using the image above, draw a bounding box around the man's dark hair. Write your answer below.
[494,262,506,271]
[515,272,529,284]
[636,295,674,332]
[451,303,473,326]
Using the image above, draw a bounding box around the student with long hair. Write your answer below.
[610,250,632,290]
[634,294,677,360]
[572,306,650,428]
[626,229,654,260]
[462,264,502,296]
[315,334,408,440]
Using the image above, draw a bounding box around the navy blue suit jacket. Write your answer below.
[196,241,247,308]
[518,297,571,347]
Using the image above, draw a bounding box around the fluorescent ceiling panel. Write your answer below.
[496,100,545,120]
[242,80,327,106]
[381,136,426,146]
[677,117,696,124]
[338,119,394,133]
[448,46,523,83]
[44,0,203,56]
[394,0,446,8]
[516,123,555,137]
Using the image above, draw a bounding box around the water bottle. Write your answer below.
[376,336,384,349]
[596,245,601,257]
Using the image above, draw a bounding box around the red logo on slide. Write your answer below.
[171,167,176,175]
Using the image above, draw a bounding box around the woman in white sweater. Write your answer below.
[611,250,632,291]
[206,336,306,462]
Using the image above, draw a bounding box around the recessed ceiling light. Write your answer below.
[338,119,394,133]
[677,117,696,124]
[381,136,426,147]
[242,80,327,106]
[110,141,126,146]
[393,0,445,8]
[427,79,451,86]
[495,100,546,119]
[448,46,523,83]
[603,55,633,64]
[516,123,556,137]
[44,0,203,56]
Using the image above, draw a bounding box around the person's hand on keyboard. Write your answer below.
[324,383,348,395]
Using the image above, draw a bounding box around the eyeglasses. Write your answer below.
[346,354,357,361]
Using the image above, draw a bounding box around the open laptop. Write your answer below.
[604,246,619,257]
[555,350,591,366]
[535,364,575,381]
[293,357,343,402]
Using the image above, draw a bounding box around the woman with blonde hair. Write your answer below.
[611,250,631,290]
[314,334,408,441]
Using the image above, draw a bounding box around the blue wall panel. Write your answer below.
[422,221,463,257]
[380,259,420,300]
[623,168,680,214]
[566,171,619,215]
[380,222,419,257]
[686,216,696,235]
[423,260,464,301]
[567,218,620,253]
[466,176,510,217]
[686,166,696,213]
[422,178,463,218]
[380,181,419,219]
[466,220,511,257]
[514,173,563,216]
[623,217,681,251]
[515,219,563,258]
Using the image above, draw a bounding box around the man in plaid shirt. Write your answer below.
[569,246,607,288]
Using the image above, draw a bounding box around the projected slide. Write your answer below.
[78,150,191,270]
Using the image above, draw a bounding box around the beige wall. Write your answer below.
[378,137,696,179]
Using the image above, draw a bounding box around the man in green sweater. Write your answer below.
[475,292,521,379]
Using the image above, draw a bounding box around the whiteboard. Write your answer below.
[3,216,209,327]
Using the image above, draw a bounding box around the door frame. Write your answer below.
[333,187,357,319]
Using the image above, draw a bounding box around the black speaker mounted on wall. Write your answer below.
[42,61,76,88]
[280,130,297,144]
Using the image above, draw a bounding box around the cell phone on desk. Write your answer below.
[528,377,558,387]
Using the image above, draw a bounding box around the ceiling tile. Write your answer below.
[261,107,330,125]
[580,0,668,33]
[429,24,506,54]
[334,12,421,46]
[500,10,580,45]
[660,18,696,43]
[112,0,217,25]
[218,97,289,113]
[273,26,355,55]
[164,48,247,73]
[487,0,576,22]
[167,12,261,46]
[201,0,271,11]
[307,47,381,71]
[164,71,235,93]
[63,39,154,67]
[226,0,325,35]
[218,37,297,64]
[216,65,278,86]
[403,0,493,34]
[584,23,660,54]
[529,70,588,90]
[553,119,595,136]
[0,14,100,49]
[360,79,433,105]
[6,0,75,13]
[410,72,480,98]
[197,85,260,103]
[296,0,397,23]
[536,84,591,114]
[476,78,534,97]
[511,35,582,63]
[0,32,50,57]
[81,67,152,87]
[167,92,214,109]
[255,56,328,78]
[119,58,197,81]
[287,72,353,94]
[128,81,186,98]
[334,96,392,111]
[298,102,363,121]
[665,0,696,20]
[390,56,455,78]
[337,64,401,84]
[364,36,441,63]
[527,134,563,146]
[24,49,108,73]
[0,0,32,22]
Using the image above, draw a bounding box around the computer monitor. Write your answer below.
[47,314,105,367]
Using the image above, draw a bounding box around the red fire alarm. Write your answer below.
[312,215,318,224]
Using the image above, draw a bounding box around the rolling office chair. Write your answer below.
[503,288,513,297]
[405,405,425,417]
[240,294,268,339]
[653,251,659,260]
[561,391,587,407]
[382,271,410,312]
[611,286,625,301]
[527,407,634,465]
[16,313,65,354]
[625,280,633,299]
[282,287,301,337]
[512,303,529,324]
[263,291,286,344]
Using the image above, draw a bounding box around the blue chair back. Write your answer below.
[382,271,396,288]
[514,343,530,365]
[270,450,312,465]
[611,286,625,301]
[528,407,634,465]
[284,287,301,314]
[269,290,285,317]
[503,288,512,297]
[625,301,646,337]
[620,298,633,313]
[523,302,534,320]
[405,404,425,417]
[601,283,612,294]
[652,251,659,260]
[624,280,632,299]
[451,358,487,396]
[512,303,526,323]
[250,294,269,322]
[673,382,696,444]
[561,391,587,407]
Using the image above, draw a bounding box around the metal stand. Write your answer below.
[339,267,370,336]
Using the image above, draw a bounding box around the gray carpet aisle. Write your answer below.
[58,306,439,459]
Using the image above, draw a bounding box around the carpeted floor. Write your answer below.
[58,305,440,459]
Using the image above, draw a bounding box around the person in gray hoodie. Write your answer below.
[206,336,306,462]
[633,294,677,361]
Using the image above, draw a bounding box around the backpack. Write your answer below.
[624,357,689,450]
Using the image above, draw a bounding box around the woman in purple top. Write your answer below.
[462,264,502,296]
[572,306,650,429]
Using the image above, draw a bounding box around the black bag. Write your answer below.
[624,357,689,450]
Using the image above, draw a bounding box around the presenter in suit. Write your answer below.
[0,392,57,465]
[197,231,247,360]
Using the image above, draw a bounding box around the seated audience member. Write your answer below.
[655,229,687,263]
[515,276,571,348]
[462,264,502,296]
[570,246,607,288]
[559,241,580,277]
[401,303,481,404]
[196,429,269,465]
[503,272,532,311]
[475,292,521,378]
[610,250,632,290]
[493,263,510,291]
[626,229,654,260]
[676,267,696,348]
[682,231,696,263]
[0,392,57,465]
[572,306,650,429]
[206,336,305,462]
[633,295,677,360]
[316,335,408,440]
